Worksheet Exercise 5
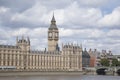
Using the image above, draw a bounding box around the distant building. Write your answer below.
[88,49,96,67]
[88,49,101,67]
[88,49,114,67]
[101,50,113,66]
[82,48,90,67]
[0,14,83,71]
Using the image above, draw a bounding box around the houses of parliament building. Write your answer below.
[0,15,83,71]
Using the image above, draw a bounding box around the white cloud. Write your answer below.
[11,2,49,25]
[12,28,29,36]
[60,28,105,39]
[0,0,120,54]
[0,28,12,39]
[11,1,103,28]
[59,28,74,37]
[63,2,102,27]
[0,7,9,13]
[11,27,48,38]
[30,38,47,50]
[98,7,120,27]
[107,29,120,37]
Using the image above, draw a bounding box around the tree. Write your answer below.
[100,58,110,67]
[112,58,119,66]
[118,61,120,66]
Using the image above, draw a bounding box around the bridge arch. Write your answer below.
[96,68,108,75]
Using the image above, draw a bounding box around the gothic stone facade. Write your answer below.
[0,15,82,71]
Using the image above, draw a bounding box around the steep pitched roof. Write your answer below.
[49,14,58,30]
[51,14,55,22]
[82,49,90,58]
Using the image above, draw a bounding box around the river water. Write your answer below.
[0,75,120,80]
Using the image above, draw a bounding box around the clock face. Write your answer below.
[49,33,52,37]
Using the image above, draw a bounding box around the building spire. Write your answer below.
[16,36,18,45]
[51,12,56,22]
[16,36,18,42]
[49,12,58,30]
[27,36,30,45]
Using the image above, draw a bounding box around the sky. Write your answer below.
[0,0,120,54]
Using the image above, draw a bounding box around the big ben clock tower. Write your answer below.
[48,14,59,52]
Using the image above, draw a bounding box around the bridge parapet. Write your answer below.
[96,67,120,72]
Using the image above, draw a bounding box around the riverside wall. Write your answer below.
[0,70,85,76]
[0,70,117,76]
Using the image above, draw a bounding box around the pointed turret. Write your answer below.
[16,36,18,42]
[51,13,56,22]
[27,36,30,45]
[16,36,18,45]
[49,13,58,30]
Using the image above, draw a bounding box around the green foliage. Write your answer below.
[100,58,120,67]
[118,61,120,66]
[112,58,119,66]
[100,58,110,67]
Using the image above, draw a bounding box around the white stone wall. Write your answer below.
[0,47,82,71]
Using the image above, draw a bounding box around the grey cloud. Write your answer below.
[0,0,120,54]
[0,0,35,12]
[1,0,120,29]
[38,0,73,9]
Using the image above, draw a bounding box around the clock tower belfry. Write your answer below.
[48,14,59,52]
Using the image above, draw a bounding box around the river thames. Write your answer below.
[0,75,120,80]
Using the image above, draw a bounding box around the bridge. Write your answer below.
[95,67,120,75]
[96,67,120,71]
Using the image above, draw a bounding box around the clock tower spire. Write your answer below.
[48,14,59,52]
